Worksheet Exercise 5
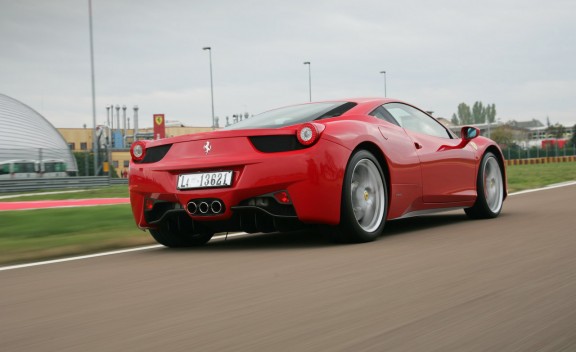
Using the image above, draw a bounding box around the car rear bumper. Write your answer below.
[129,137,351,230]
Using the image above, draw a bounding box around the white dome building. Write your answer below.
[0,93,78,174]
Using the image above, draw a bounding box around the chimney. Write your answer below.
[115,105,120,133]
[122,105,127,136]
[133,105,139,139]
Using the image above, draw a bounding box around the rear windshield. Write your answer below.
[225,102,356,130]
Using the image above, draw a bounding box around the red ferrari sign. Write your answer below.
[153,114,166,139]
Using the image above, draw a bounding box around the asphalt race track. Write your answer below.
[1,185,576,351]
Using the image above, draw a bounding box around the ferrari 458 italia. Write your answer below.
[129,98,506,246]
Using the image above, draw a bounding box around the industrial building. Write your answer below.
[0,93,78,175]
[58,125,213,177]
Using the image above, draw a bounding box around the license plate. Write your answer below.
[177,171,233,190]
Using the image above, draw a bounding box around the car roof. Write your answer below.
[318,97,397,104]
[323,97,404,115]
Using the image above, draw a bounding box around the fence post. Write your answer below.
[84,150,88,176]
[38,148,43,173]
[555,143,559,157]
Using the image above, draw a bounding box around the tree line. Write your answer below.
[451,102,496,125]
[450,102,576,147]
[489,122,576,147]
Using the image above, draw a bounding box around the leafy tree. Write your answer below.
[451,113,459,125]
[546,123,566,139]
[457,103,473,125]
[491,125,514,146]
[108,161,119,178]
[472,101,486,124]
[486,104,496,124]
[453,102,496,125]
[571,124,576,145]
[74,152,94,176]
[73,152,117,177]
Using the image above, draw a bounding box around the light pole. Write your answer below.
[203,46,215,129]
[379,70,387,97]
[303,61,311,102]
[88,0,98,175]
[106,105,111,151]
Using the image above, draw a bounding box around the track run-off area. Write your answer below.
[1,182,576,351]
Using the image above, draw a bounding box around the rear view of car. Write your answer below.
[129,98,506,247]
[129,101,358,246]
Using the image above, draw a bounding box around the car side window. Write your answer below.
[383,103,452,139]
[369,106,400,126]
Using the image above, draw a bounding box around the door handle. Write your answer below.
[414,142,423,150]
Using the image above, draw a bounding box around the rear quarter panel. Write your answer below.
[321,116,424,219]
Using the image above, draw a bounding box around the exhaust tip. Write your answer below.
[187,201,198,214]
[198,202,209,214]
[211,200,223,214]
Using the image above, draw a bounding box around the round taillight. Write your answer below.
[130,141,147,162]
[296,123,319,146]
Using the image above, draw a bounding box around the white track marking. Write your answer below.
[0,232,248,271]
[509,181,576,196]
[0,245,162,271]
[1,181,575,272]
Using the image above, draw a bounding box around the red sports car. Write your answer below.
[129,98,506,246]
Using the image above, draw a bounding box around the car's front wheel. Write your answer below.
[465,152,504,219]
[335,150,387,243]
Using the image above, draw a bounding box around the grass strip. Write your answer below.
[0,205,153,265]
[506,162,576,193]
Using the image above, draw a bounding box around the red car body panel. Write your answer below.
[130,131,350,227]
[129,98,506,232]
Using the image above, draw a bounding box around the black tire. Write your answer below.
[465,152,504,219]
[149,215,214,247]
[334,150,388,243]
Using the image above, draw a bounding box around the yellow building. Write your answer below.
[58,128,96,152]
[57,126,214,177]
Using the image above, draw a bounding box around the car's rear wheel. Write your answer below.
[335,150,387,243]
[465,152,504,219]
[149,215,214,247]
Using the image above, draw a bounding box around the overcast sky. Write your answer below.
[1,0,575,129]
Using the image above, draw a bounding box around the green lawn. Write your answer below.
[506,162,576,193]
[0,205,153,265]
[1,162,575,266]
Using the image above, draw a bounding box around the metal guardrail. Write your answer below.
[110,178,129,185]
[0,177,123,194]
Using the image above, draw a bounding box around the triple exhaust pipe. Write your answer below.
[187,199,224,215]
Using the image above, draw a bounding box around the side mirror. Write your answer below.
[461,126,480,141]
[437,126,480,152]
